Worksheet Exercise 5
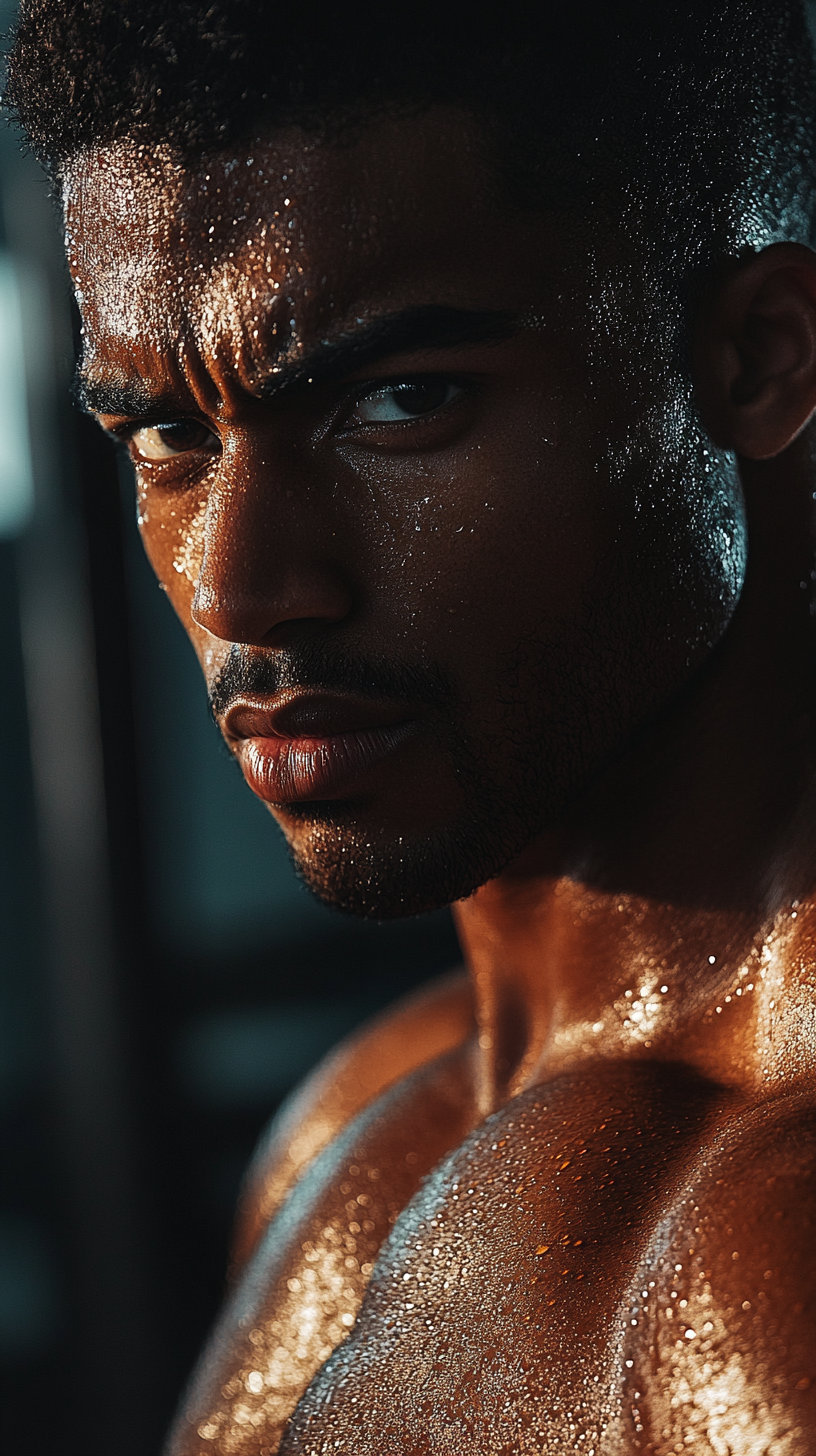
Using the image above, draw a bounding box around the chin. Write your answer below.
[280,808,533,921]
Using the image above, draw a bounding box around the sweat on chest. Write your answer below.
[282,1063,721,1454]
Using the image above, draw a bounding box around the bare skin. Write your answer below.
[64,108,816,1453]
[230,971,475,1273]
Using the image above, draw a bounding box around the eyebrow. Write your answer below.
[74,305,520,419]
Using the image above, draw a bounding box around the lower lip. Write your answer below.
[234,722,416,804]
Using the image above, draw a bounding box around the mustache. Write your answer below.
[208,642,458,720]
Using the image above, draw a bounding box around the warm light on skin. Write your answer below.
[65,112,749,917]
[62,104,816,1455]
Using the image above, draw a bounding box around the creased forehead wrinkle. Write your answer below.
[62,136,313,377]
[62,112,501,409]
[64,142,188,354]
[196,249,291,380]
[64,142,296,391]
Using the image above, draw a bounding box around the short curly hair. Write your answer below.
[4,1,816,289]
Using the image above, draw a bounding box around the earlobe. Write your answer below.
[693,241,816,460]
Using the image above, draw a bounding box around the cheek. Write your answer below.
[171,496,208,587]
[627,402,748,656]
[139,509,225,678]
[137,481,204,621]
[341,403,616,639]
[689,453,748,632]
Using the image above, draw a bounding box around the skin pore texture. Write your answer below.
[64,106,816,1453]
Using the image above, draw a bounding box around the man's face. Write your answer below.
[65,109,746,916]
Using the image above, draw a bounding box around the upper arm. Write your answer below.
[630,1098,816,1453]
[229,968,475,1272]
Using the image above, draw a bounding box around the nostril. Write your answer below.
[258,613,352,650]
[189,571,354,647]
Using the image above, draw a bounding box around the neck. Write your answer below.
[454,425,816,1114]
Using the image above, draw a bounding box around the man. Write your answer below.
[7,0,816,1449]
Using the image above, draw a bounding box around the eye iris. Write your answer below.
[391,381,449,416]
[156,422,206,451]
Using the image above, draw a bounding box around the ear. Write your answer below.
[693,241,816,460]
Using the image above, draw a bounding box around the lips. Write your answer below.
[223,693,417,805]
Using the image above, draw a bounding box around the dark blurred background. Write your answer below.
[0,20,460,1452]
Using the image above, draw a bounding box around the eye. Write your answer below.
[128,420,219,462]
[352,378,463,425]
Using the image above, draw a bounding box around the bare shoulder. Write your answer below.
[230,968,475,1270]
[629,1087,816,1452]
[279,1063,816,1456]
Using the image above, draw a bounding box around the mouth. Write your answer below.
[222,691,418,805]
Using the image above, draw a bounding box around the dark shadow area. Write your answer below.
[0,126,459,1456]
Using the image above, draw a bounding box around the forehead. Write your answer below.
[64,110,550,378]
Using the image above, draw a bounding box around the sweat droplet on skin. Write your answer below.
[172,498,208,584]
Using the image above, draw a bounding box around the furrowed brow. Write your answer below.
[256,305,520,397]
[72,371,185,420]
[73,306,520,417]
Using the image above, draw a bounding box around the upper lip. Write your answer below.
[222,690,414,742]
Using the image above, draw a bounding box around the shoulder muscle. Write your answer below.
[230,969,474,1271]
[629,1094,816,1454]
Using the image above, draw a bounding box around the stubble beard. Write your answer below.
[278,774,545,920]
[272,573,727,919]
[273,623,639,920]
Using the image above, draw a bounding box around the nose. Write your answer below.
[189,442,354,646]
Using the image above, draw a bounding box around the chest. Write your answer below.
[280,1063,727,1455]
